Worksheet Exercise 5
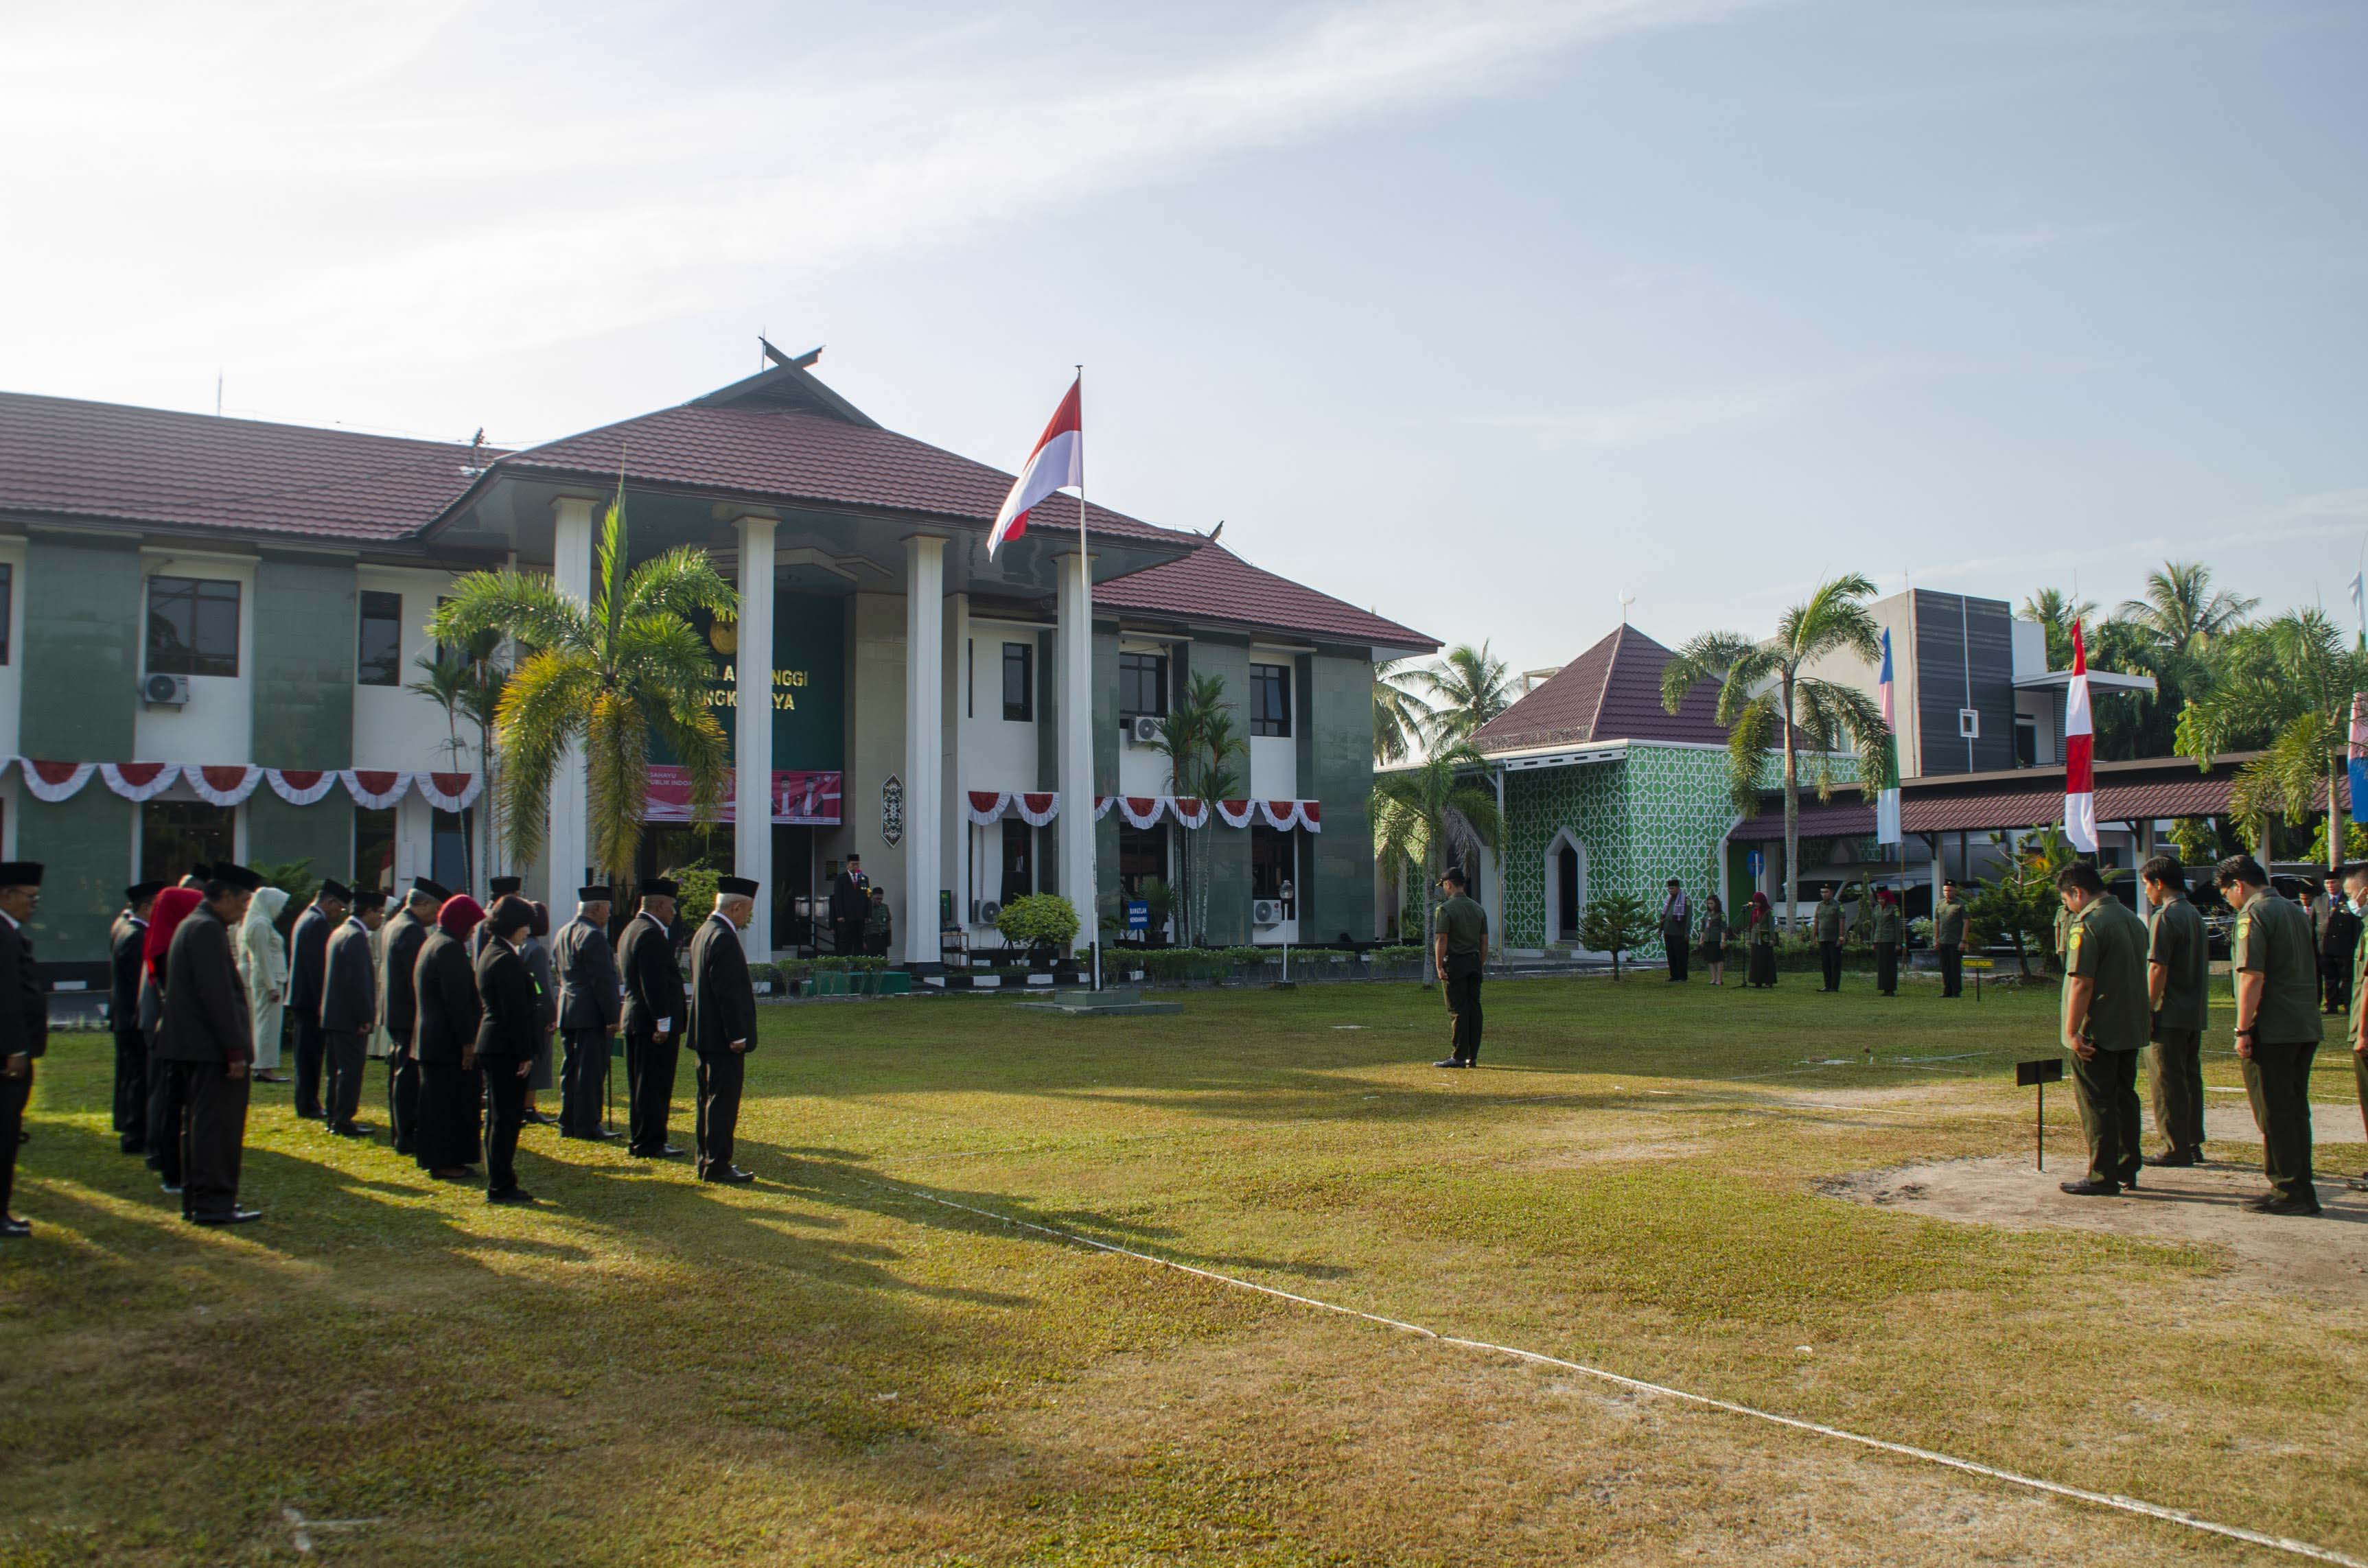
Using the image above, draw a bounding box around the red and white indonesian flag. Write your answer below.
[2063,621,2097,852]
[987,377,1082,557]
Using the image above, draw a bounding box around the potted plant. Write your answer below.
[993,893,1080,971]
[1139,877,1176,947]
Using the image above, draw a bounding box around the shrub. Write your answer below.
[665,862,723,930]
[995,893,1080,952]
[1577,892,1656,979]
[747,961,781,987]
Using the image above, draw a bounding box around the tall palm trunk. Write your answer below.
[1780,675,1800,931]
[1421,850,1439,986]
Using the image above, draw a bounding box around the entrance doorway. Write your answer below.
[1545,830,1586,944]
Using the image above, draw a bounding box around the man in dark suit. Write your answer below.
[551,885,620,1140]
[159,862,266,1226]
[474,896,542,1204]
[617,878,682,1158]
[0,862,47,1239]
[320,889,384,1137]
[378,878,445,1158]
[472,876,523,960]
[109,880,163,1155]
[286,878,349,1120]
[829,855,868,958]
[688,875,760,1183]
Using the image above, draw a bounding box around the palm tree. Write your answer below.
[1660,573,1892,931]
[2178,609,2367,858]
[2117,560,2256,662]
[407,628,511,887]
[1372,657,1430,765]
[2021,587,2100,671]
[428,484,738,882]
[1409,641,1515,747]
[1152,672,1247,946]
[1371,744,1502,984]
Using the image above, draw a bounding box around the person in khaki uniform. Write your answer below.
[1430,869,1487,1068]
[1933,880,1971,998]
[1871,888,1903,996]
[2346,864,2368,1180]
[2055,862,2150,1197]
[2218,853,2323,1215]
[1811,886,1844,992]
[2139,854,2210,1167]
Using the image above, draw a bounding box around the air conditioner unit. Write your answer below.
[141,672,190,707]
[979,900,1002,923]
[1126,714,1163,745]
[1252,898,1282,926]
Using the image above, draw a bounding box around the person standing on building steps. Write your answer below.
[689,876,761,1182]
[2139,856,2209,1169]
[319,889,384,1138]
[160,863,267,1225]
[553,887,620,1141]
[618,878,684,1158]
[1933,880,1970,998]
[1872,887,1903,996]
[2220,854,2324,1215]
[109,880,162,1155]
[1432,868,1487,1068]
[1660,879,1690,983]
[379,878,444,1159]
[829,855,868,959]
[1813,885,1844,992]
[287,879,347,1119]
[2054,861,2149,1197]
[0,863,47,1239]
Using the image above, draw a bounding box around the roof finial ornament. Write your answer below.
[1619,592,1636,626]
[1208,519,1224,542]
[759,336,824,371]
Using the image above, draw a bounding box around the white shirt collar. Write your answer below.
[0,910,17,931]
[712,908,739,933]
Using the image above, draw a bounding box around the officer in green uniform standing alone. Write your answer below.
[2139,855,2209,1167]
[1933,880,1971,998]
[1430,868,1488,1070]
[2055,862,2150,1197]
[1813,885,1844,992]
[2218,854,2323,1215]
[2345,863,2368,1178]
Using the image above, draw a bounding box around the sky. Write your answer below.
[3,0,2363,679]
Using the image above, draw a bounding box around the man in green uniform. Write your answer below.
[2347,864,2368,1180]
[2055,862,2150,1196]
[2139,854,2209,1167]
[1813,885,1844,992]
[2218,854,2323,1215]
[1431,869,1487,1069]
[1934,880,1970,998]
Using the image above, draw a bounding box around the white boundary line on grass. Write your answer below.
[867,1177,2366,1568]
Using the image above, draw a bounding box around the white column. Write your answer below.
[903,535,946,966]
[942,590,968,941]
[1055,549,1098,953]
[734,515,776,957]
[546,498,594,914]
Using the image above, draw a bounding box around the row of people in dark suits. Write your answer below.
[1,862,768,1239]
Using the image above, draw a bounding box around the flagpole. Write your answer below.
[1076,366,1099,993]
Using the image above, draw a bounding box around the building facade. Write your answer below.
[0,356,1431,971]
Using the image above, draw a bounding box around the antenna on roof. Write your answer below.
[215,371,222,418]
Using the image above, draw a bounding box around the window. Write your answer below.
[143,800,235,883]
[146,575,242,678]
[430,808,475,893]
[1002,641,1033,722]
[1117,823,1168,896]
[354,806,397,893]
[999,818,1034,907]
[1249,662,1292,738]
[1251,824,1297,906]
[358,590,403,686]
[1119,651,1168,719]
[2014,716,2038,768]
[0,562,12,664]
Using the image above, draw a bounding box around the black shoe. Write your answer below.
[701,1165,756,1184]
[2242,1193,2323,1215]
[631,1144,685,1158]
[393,1143,417,1159]
[251,1071,286,1084]
[189,1207,262,1226]
[1432,1058,1469,1069]
[2058,1179,2120,1196]
[329,1123,369,1139]
[159,1179,183,1194]
[2144,1149,2197,1168]
[119,1140,145,1156]
[486,1187,536,1206]
[296,1108,324,1121]
[521,1109,553,1126]
[0,1217,29,1238]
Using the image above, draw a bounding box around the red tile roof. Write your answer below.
[0,392,491,543]
[1094,541,1436,652]
[1471,624,1728,753]
[497,403,1189,545]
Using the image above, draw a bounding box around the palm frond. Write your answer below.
[430,569,595,655]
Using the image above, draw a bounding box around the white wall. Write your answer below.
[351,565,479,773]
[134,548,254,764]
[960,617,1041,793]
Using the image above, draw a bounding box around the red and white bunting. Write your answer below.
[415,771,483,813]
[19,758,96,802]
[1168,796,1209,829]
[1116,796,1165,830]
[965,790,1010,827]
[1093,794,1116,821]
[343,769,412,810]
[187,764,262,806]
[1301,801,1321,832]
[265,768,339,806]
[100,762,182,802]
[1212,799,1256,829]
[1012,791,1060,828]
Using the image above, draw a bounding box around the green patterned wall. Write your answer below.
[1502,745,1741,949]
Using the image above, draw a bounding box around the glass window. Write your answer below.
[1117,823,1168,896]
[357,590,403,686]
[430,807,475,893]
[353,806,397,894]
[0,561,12,664]
[999,818,1034,907]
[143,800,235,882]
[1251,824,1297,904]
[1119,651,1168,718]
[1250,662,1292,738]
[146,576,242,678]
[1002,641,1033,722]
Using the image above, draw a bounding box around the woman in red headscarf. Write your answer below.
[139,885,205,1189]
[1745,891,1778,989]
[411,896,485,1178]
[1873,886,1904,996]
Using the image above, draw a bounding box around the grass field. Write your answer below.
[4,974,2365,1567]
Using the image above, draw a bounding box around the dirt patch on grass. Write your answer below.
[1822,1155,2368,1298]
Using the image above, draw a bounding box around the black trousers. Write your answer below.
[2071,1046,2143,1189]
[292,1018,325,1119]
[1820,941,1842,991]
[1445,969,1483,1064]
[559,1028,608,1137]
[1875,942,1899,995]
[177,1062,250,1219]
[321,1029,367,1130]
[146,1037,185,1184]
[625,1028,679,1152]
[1664,927,1688,981]
[0,1066,27,1217]
[1940,948,1964,998]
[483,1058,526,1194]
[112,1029,147,1151]
[695,1050,745,1179]
[2325,952,2354,1016]
[388,1040,421,1155]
